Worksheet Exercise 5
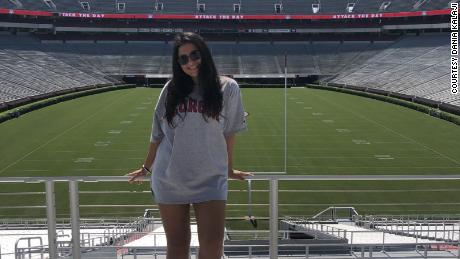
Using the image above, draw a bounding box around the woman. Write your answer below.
[127,32,251,259]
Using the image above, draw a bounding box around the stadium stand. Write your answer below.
[0,0,455,107]
[1,0,18,9]
[20,0,53,11]
[36,43,120,82]
[2,33,456,107]
[351,0,387,14]
[54,0,82,12]
[0,0,452,14]
[35,41,391,77]
[239,0,280,14]
[281,0,315,14]
[0,35,114,103]
[330,33,454,105]
[198,0,241,14]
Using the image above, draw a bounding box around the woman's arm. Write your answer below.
[143,141,161,169]
[127,140,161,183]
[225,134,235,176]
[225,134,252,180]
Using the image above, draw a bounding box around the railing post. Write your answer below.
[443,223,446,240]
[69,180,81,259]
[382,232,385,252]
[457,239,460,259]
[435,223,438,240]
[427,223,430,238]
[45,181,57,259]
[269,179,278,259]
[350,232,354,251]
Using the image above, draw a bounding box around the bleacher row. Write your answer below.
[29,39,392,78]
[0,0,453,14]
[0,33,457,106]
[331,34,457,105]
[0,36,115,103]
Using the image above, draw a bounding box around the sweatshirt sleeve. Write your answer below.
[223,79,248,136]
[150,83,169,143]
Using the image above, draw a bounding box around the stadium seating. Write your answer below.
[82,0,113,13]
[199,0,243,14]
[0,33,455,107]
[331,34,453,104]
[0,0,18,9]
[36,41,389,76]
[0,0,451,14]
[351,0,386,14]
[55,0,82,12]
[21,0,53,11]
[0,35,114,103]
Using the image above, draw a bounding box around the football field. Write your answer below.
[0,87,459,224]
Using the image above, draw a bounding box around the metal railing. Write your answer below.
[15,236,44,259]
[6,240,460,259]
[1,174,460,259]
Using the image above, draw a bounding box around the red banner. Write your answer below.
[0,8,451,20]
[0,8,53,16]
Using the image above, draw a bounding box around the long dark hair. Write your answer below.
[165,32,223,127]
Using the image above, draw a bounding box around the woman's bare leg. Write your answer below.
[193,200,226,259]
[158,203,191,259]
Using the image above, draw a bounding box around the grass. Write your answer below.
[0,87,459,228]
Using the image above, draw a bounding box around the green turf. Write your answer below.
[0,87,459,223]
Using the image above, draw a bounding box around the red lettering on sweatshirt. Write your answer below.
[178,102,186,113]
[188,98,198,112]
[175,98,204,116]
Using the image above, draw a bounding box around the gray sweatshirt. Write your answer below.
[149,77,247,204]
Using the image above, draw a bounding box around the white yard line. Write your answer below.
[251,171,287,174]
[72,168,131,171]
[302,166,460,169]
[228,189,460,193]
[226,202,460,206]
[311,92,460,165]
[0,91,135,175]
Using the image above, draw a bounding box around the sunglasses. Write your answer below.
[178,50,201,65]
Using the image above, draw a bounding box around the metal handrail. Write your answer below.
[2,174,460,182]
[9,242,458,259]
[14,237,44,259]
[1,174,460,259]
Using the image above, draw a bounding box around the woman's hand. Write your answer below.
[126,168,148,184]
[228,169,253,181]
